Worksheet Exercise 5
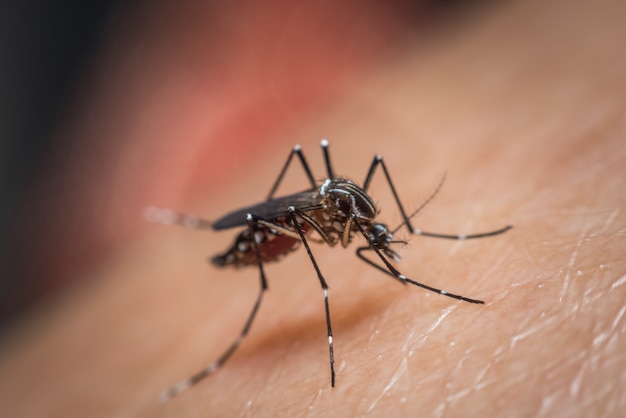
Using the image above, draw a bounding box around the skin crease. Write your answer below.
[1,0,626,417]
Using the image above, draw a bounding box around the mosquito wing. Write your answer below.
[212,190,325,230]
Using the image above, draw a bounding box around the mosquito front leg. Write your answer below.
[288,206,336,387]
[412,224,513,240]
[362,155,419,233]
[351,215,484,304]
[361,157,513,238]
[159,215,269,401]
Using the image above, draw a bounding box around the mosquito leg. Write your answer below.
[288,206,336,387]
[413,224,513,240]
[143,206,213,229]
[320,139,335,180]
[159,215,269,401]
[351,215,484,304]
[361,155,419,233]
[355,246,400,278]
[267,144,317,200]
[361,158,513,237]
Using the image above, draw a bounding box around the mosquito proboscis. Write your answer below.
[147,139,512,401]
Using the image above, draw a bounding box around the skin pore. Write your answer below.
[1,0,625,416]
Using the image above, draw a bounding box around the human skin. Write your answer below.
[1,0,625,417]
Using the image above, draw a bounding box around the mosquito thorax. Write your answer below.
[319,178,377,222]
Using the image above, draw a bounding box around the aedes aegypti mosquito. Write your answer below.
[147,139,511,401]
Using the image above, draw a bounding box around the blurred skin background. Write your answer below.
[1,0,467,328]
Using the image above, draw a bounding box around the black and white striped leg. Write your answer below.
[360,157,514,238]
[351,215,484,304]
[288,206,336,387]
[266,144,317,200]
[412,224,513,240]
[159,215,269,401]
[361,155,418,233]
[320,139,335,180]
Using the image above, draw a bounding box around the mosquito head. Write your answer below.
[368,222,401,261]
[370,223,391,245]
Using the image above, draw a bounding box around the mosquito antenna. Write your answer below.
[320,139,335,179]
[390,173,446,235]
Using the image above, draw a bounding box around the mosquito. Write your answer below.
[146,139,512,401]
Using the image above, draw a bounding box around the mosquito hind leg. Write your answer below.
[144,206,213,229]
[159,215,269,401]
